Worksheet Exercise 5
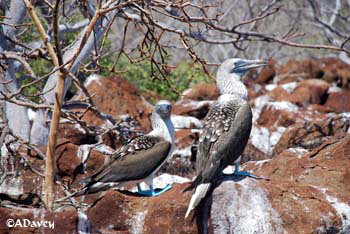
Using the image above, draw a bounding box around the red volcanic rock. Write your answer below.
[142,185,196,234]
[54,141,108,181]
[266,79,329,107]
[337,68,350,88]
[1,135,350,233]
[87,191,132,233]
[142,90,165,104]
[56,123,98,145]
[320,58,350,86]
[55,140,83,178]
[256,104,297,131]
[289,79,329,106]
[324,89,350,113]
[173,99,213,119]
[175,129,196,147]
[182,83,219,101]
[211,133,350,233]
[86,185,196,234]
[276,59,323,84]
[267,86,291,101]
[241,142,270,163]
[255,59,277,83]
[246,83,266,100]
[73,75,152,131]
[274,113,350,155]
[57,120,140,151]
[0,208,78,234]
[249,95,346,156]
[29,139,108,185]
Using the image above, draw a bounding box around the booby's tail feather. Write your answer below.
[77,181,116,196]
[57,181,114,202]
[183,175,202,193]
[185,183,211,218]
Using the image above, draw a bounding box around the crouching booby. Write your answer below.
[74,100,175,197]
[184,58,266,218]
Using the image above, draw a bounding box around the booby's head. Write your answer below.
[153,100,172,119]
[216,58,267,98]
[218,58,266,78]
[151,100,174,143]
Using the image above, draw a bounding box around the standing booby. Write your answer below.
[184,58,266,218]
[74,100,175,197]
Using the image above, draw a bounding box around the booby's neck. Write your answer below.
[216,71,248,101]
[149,113,175,144]
[218,94,246,106]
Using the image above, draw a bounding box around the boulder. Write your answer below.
[274,113,350,155]
[86,185,196,233]
[320,58,350,86]
[267,86,291,101]
[173,99,214,120]
[324,89,350,113]
[256,103,297,130]
[57,123,98,145]
[182,83,219,101]
[72,74,153,131]
[241,142,270,163]
[288,79,329,106]
[337,68,350,88]
[266,79,329,106]
[55,141,84,178]
[276,59,323,84]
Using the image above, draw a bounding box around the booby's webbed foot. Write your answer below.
[234,163,262,179]
[137,184,172,196]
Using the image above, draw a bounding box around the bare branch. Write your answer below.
[0,52,37,79]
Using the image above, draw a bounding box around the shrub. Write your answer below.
[101,54,211,102]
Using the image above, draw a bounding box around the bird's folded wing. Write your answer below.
[196,102,237,172]
[195,102,252,184]
[89,136,172,184]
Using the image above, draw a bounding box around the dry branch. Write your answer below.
[23,0,66,210]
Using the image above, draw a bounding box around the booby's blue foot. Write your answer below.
[234,163,262,179]
[137,184,172,196]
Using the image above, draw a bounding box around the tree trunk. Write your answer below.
[0,0,30,141]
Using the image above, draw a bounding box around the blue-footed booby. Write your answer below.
[184,58,266,218]
[75,100,174,197]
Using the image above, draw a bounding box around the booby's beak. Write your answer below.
[235,59,267,70]
[230,59,267,76]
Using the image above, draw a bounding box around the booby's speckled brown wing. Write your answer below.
[196,102,238,172]
[112,135,162,160]
[87,135,171,185]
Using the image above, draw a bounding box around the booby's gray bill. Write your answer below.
[73,100,175,197]
[184,58,266,218]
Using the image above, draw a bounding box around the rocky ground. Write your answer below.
[1,57,350,233]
